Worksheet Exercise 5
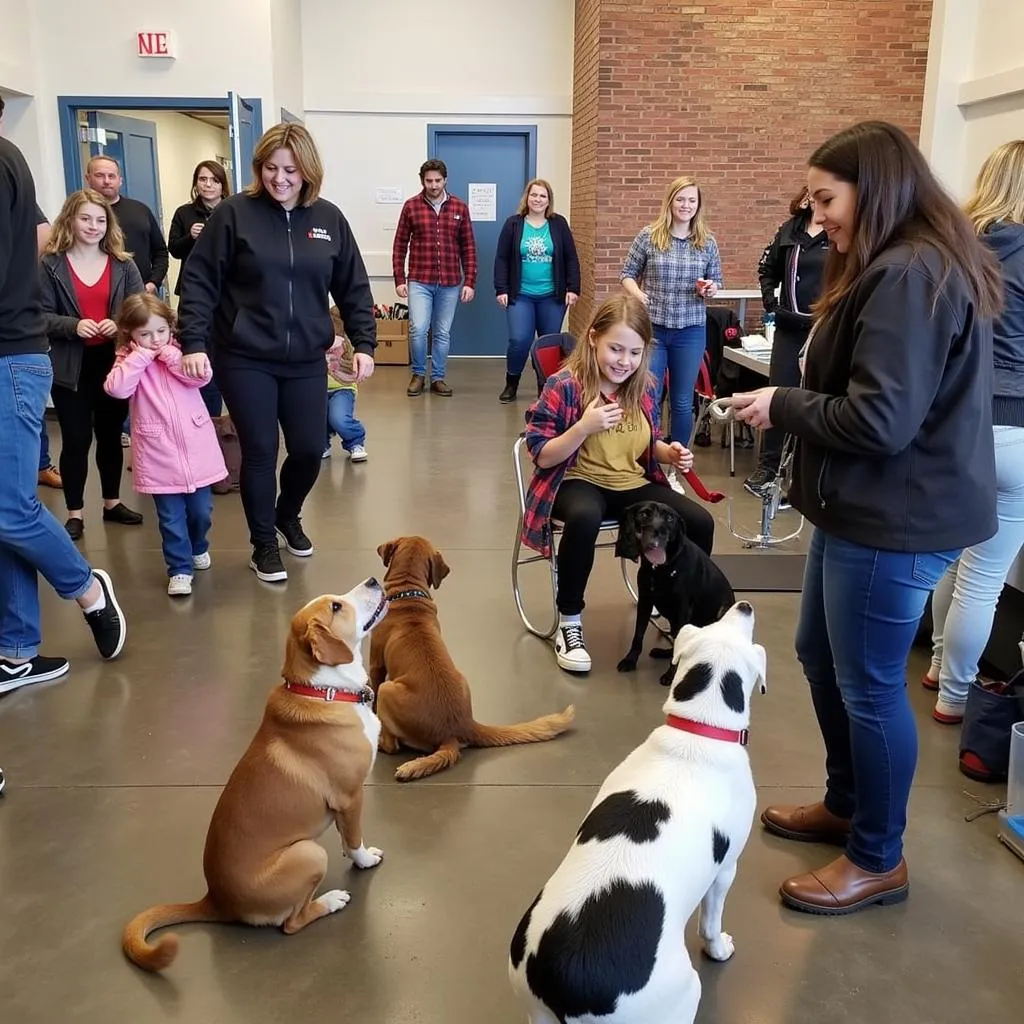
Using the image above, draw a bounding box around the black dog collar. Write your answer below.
[388,588,431,602]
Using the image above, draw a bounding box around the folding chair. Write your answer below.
[692,350,736,474]
[529,332,576,395]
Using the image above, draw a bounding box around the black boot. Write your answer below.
[499,373,520,403]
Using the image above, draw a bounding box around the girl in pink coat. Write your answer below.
[105,295,226,596]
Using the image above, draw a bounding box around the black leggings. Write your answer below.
[50,343,127,512]
[551,479,715,616]
[215,359,327,547]
[759,323,807,470]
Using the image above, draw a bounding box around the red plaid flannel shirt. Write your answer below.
[392,192,478,289]
[521,370,667,558]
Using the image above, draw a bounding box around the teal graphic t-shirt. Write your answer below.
[520,220,555,297]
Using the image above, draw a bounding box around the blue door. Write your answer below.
[429,126,536,357]
[229,92,257,192]
[87,112,162,221]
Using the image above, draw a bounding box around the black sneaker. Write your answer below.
[102,502,144,525]
[0,655,70,695]
[743,466,776,499]
[251,542,288,582]
[276,517,313,557]
[82,568,127,660]
[555,622,592,673]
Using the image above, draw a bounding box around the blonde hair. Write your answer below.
[516,178,555,218]
[964,140,1024,235]
[563,294,653,417]
[245,123,324,206]
[649,176,711,251]
[115,293,176,351]
[45,189,131,261]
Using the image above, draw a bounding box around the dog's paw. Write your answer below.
[378,732,400,754]
[648,647,673,660]
[349,845,384,870]
[317,889,351,914]
[616,654,639,673]
[658,667,675,687]
[703,932,735,962]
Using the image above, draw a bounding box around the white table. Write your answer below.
[715,288,762,324]
[723,346,771,377]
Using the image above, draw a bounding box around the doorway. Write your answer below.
[427,125,537,358]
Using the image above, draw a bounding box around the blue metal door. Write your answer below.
[429,126,536,357]
[87,111,162,221]
[229,92,256,192]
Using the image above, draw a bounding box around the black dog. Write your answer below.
[616,501,735,685]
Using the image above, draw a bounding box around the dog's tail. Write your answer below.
[394,738,462,781]
[467,705,575,748]
[122,895,227,972]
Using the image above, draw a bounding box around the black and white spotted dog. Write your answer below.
[508,601,767,1024]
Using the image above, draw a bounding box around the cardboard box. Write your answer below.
[374,320,410,366]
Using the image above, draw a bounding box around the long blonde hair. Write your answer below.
[45,189,131,260]
[516,178,555,218]
[964,140,1024,235]
[564,294,653,417]
[245,123,324,207]
[649,176,711,251]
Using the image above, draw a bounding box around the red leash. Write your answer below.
[681,469,725,504]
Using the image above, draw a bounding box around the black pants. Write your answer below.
[50,343,127,512]
[551,479,715,616]
[759,323,807,470]
[216,358,327,547]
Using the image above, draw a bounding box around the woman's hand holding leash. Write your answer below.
[729,387,777,430]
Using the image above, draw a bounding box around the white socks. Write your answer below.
[559,614,582,628]
[82,579,107,615]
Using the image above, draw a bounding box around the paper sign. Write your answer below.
[468,183,497,222]
[375,187,404,204]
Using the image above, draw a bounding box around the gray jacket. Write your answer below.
[984,222,1024,426]
[39,253,144,390]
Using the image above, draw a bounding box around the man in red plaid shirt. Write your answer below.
[392,160,478,397]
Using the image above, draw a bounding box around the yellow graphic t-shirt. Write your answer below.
[565,404,651,490]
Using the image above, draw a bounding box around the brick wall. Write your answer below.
[570,0,933,334]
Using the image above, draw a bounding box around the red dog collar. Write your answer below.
[666,714,749,746]
[285,682,374,704]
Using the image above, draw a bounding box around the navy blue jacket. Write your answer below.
[984,222,1024,427]
[494,214,581,303]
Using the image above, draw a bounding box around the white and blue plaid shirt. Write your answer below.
[620,226,723,329]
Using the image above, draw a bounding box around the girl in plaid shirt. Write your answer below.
[522,294,715,673]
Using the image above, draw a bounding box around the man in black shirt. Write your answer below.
[85,154,168,293]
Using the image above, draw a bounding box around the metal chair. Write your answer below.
[529,332,577,395]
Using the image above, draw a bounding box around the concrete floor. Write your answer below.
[1,361,1021,1023]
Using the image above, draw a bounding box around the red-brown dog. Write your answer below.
[123,579,389,971]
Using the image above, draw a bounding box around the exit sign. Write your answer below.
[137,31,176,59]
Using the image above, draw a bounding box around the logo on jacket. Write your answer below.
[308,227,333,242]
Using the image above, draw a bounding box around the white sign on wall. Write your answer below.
[468,183,497,222]
[375,187,404,204]
[137,31,177,59]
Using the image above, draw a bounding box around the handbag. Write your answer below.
[210,415,241,495]
[959,672,1024,783]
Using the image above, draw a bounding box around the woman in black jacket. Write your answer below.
[744,186,829,498]
[41,189,146,540]
[731,122,1003,915]
[177,123,376,584]
[493,179,580,402]
[167,160,231,296]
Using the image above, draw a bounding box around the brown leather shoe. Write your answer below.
[38,466,63,489]
[780,854,909,915]
[407,375,425,397]
[761,802,851,846]
[430,379,453,397]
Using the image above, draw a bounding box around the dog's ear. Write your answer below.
[749,643,768,695]
[615,505,642,562]
[664,506,684,558]
[428,548,451,589]
[377,539,398,567]
[671,624,701,666]
[305,621,355,667]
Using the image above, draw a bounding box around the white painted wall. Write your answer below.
[271,0,305,120]
[301,0,574,301]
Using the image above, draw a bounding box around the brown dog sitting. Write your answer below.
[122,579,389,972]
[369,536,575,781]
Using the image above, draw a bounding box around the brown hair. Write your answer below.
[789,186,811,217]
[516,178,555,218]
[563,294,653,417]
[191,160,231,202]
[810,121,1003,320]
[650,176,712,252]
[245,123,323,206]
[964,140,1024,235]
[45,189,131,261]
[115,293,176,351]
[419,159,448,182]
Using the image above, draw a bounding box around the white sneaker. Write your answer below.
[321,445,332,460]
[348,444,368,463]
[555,621,592,672]
[168,574,193,596]
[192,552,211,571]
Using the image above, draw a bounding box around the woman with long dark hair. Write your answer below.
[731,122,1002,915]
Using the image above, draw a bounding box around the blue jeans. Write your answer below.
[648,322,706,442]
[0,355,95,659]
[505,293,566,376]
[930,426,1024,708]
[153,489,213,577]
[796,528,958,872]
[408,281,460,381]
[326,388,366,450]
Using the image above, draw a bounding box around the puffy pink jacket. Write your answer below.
[104,344,227,495]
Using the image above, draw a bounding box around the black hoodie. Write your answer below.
[757,210,830,335]
[983,222,1024,426]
